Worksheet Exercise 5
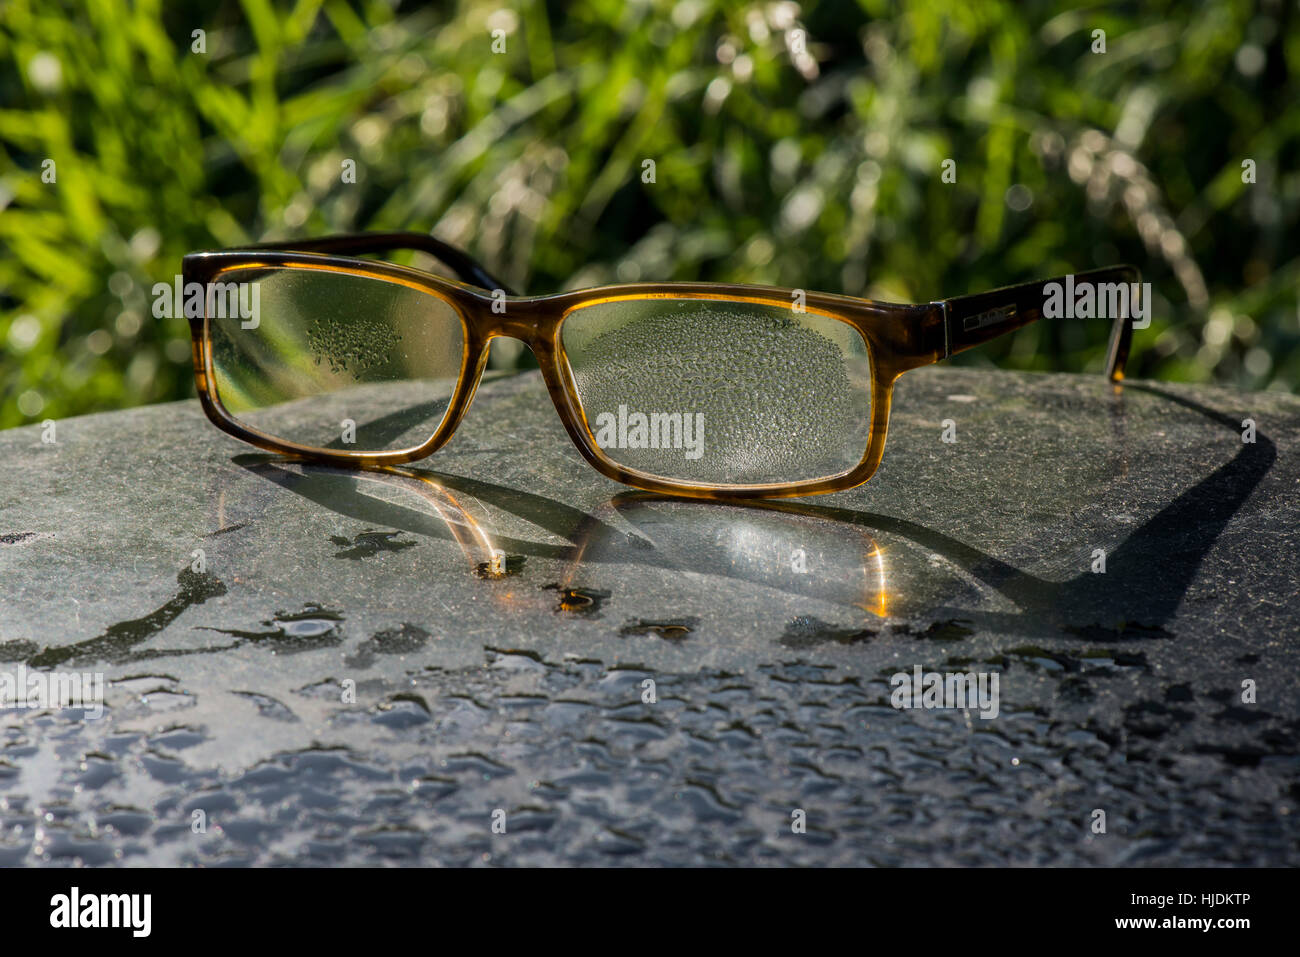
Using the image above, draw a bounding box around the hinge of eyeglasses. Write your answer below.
[931,300,952,358]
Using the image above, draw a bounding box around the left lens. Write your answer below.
[207,266,465,453]
[560,296,872,486]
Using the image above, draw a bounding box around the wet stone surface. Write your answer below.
[1,367,1298,865]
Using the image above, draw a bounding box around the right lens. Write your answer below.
[206,266,466,453]
[561,296,872,486]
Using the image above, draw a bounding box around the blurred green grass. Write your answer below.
[1,0,1297,428]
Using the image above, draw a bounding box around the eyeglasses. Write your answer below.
[183,232,1140,500]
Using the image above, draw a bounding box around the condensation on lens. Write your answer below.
[207,267,465,452]
[561,297,872,485]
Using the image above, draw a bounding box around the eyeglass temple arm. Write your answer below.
[244,232,517,295]
[933,265,1141,382]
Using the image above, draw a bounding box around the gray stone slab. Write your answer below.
[1,367,1297,865]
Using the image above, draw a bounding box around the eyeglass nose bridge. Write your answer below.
[485,314,547,345]
[457,292,562,351]
[435,291,589,465]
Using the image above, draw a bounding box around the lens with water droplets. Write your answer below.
[561,296,872,486]
[207,267,465,453]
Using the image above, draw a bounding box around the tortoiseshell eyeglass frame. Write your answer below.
[183,232,1139,500]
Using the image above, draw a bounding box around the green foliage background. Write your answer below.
[1,0,1297,428]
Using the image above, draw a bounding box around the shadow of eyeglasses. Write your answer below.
[22,382,1269,672]
[224,379,1274,640]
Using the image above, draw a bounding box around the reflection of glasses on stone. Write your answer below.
[184,232,1140,499]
